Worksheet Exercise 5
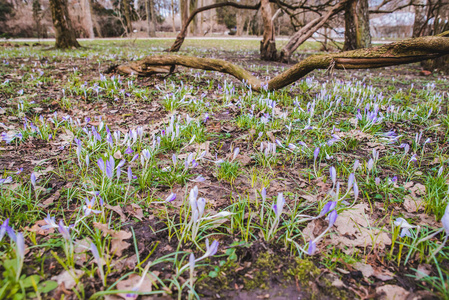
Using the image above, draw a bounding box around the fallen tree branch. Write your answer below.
[117,32,449,92]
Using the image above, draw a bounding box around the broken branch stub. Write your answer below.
[116,32,449,92]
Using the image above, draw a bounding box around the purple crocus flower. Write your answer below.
[58,220,71,240]
[125,147,133,154]
[261,187,267,202]
[0,176,12,185]
[189,253,195,271]
[83,197,101,217]
[105,157,114,179]
[41,214,58,230]
[319,201,337,217]
[204,238,219,257]
[329,166,336,186]
[30,173,36,188]
[313,147,320,161]
[0,218,10,242]
[328,210,338,227]
[127,167,133,181]
[307,240,316,255]
[348,173,354,190]
[16,232,25,259]
[192,175,205,182]
[232,147,240,161]
[97,158,105,173]
[165,193,177,202]
[272,193,285,218]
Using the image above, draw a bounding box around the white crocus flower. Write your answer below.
[394,217,419,237]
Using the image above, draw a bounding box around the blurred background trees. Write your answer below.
[0,0,448,69]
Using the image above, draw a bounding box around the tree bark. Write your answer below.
[49,0,81,49]
[146,0,156,37]
[343,0,371,51]
[180,0,189,36]
[189,0,198,35]
[171,0,177,33]
[413,0,428,37]
[278,0,348,63]
[169,1,261,52]
[80,0,94,38]
[122,0,133,35]
[260,0,277,60]
[116,31,449,91]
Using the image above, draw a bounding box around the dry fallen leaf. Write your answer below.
[93,223,132,256]
[334,203,391,254]
[125,203,144,221]
[105,204,127,222]
[51,269,84,289]
[35,165,55,178]
[354,262,374,277]
[25,220,54,236]
[415,264,431,280]
[299,194,318,203]
[376,285,409,300]
[115,271,160,299]
[403,195,424,213]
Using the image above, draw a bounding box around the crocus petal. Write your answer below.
[165,193,176,203]
[307,240,316,255]
[328,210,338,227]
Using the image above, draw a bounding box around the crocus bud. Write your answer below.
[127,167,132,181]
[442,203,449,234]
[353,159,360,171]
[189,253,195,271]
[232,147,240,161]
[367,158,374,171]
[329,166,336,186]
[328,210,338,227]
[375,177,381,185]
[313,147,320,161]
[261,187,267,202]
[165,193,176,203]
[30,173,36,188]
[354,180,359,201]
[348,173,354,190]
[307,240,316,255]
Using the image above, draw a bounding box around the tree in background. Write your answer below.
[343,0,371,50]
[0,0,13,36]
[146,0,156,36]
[49,0,81,48]
[260,0,277,60]
[122,0,133,34]
[413,0,428,37]
[32,0,42,38]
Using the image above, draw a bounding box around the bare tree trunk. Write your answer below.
[49,0,81,48]
[146,0,156,36]
[278,0,348,63]
[171,0,176,32]
[343,0,371,51]
[260,0,276,60]
[80,0,94,38]
[122,0,133,35]
[169,1,261,52]
[90,0,102,38]
[116,32,449,91]
[189,0,197,35]
[199,0,203,35]
[413,0,428,37]
[180,0,189,36]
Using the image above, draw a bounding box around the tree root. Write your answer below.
[116,32,449,92]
